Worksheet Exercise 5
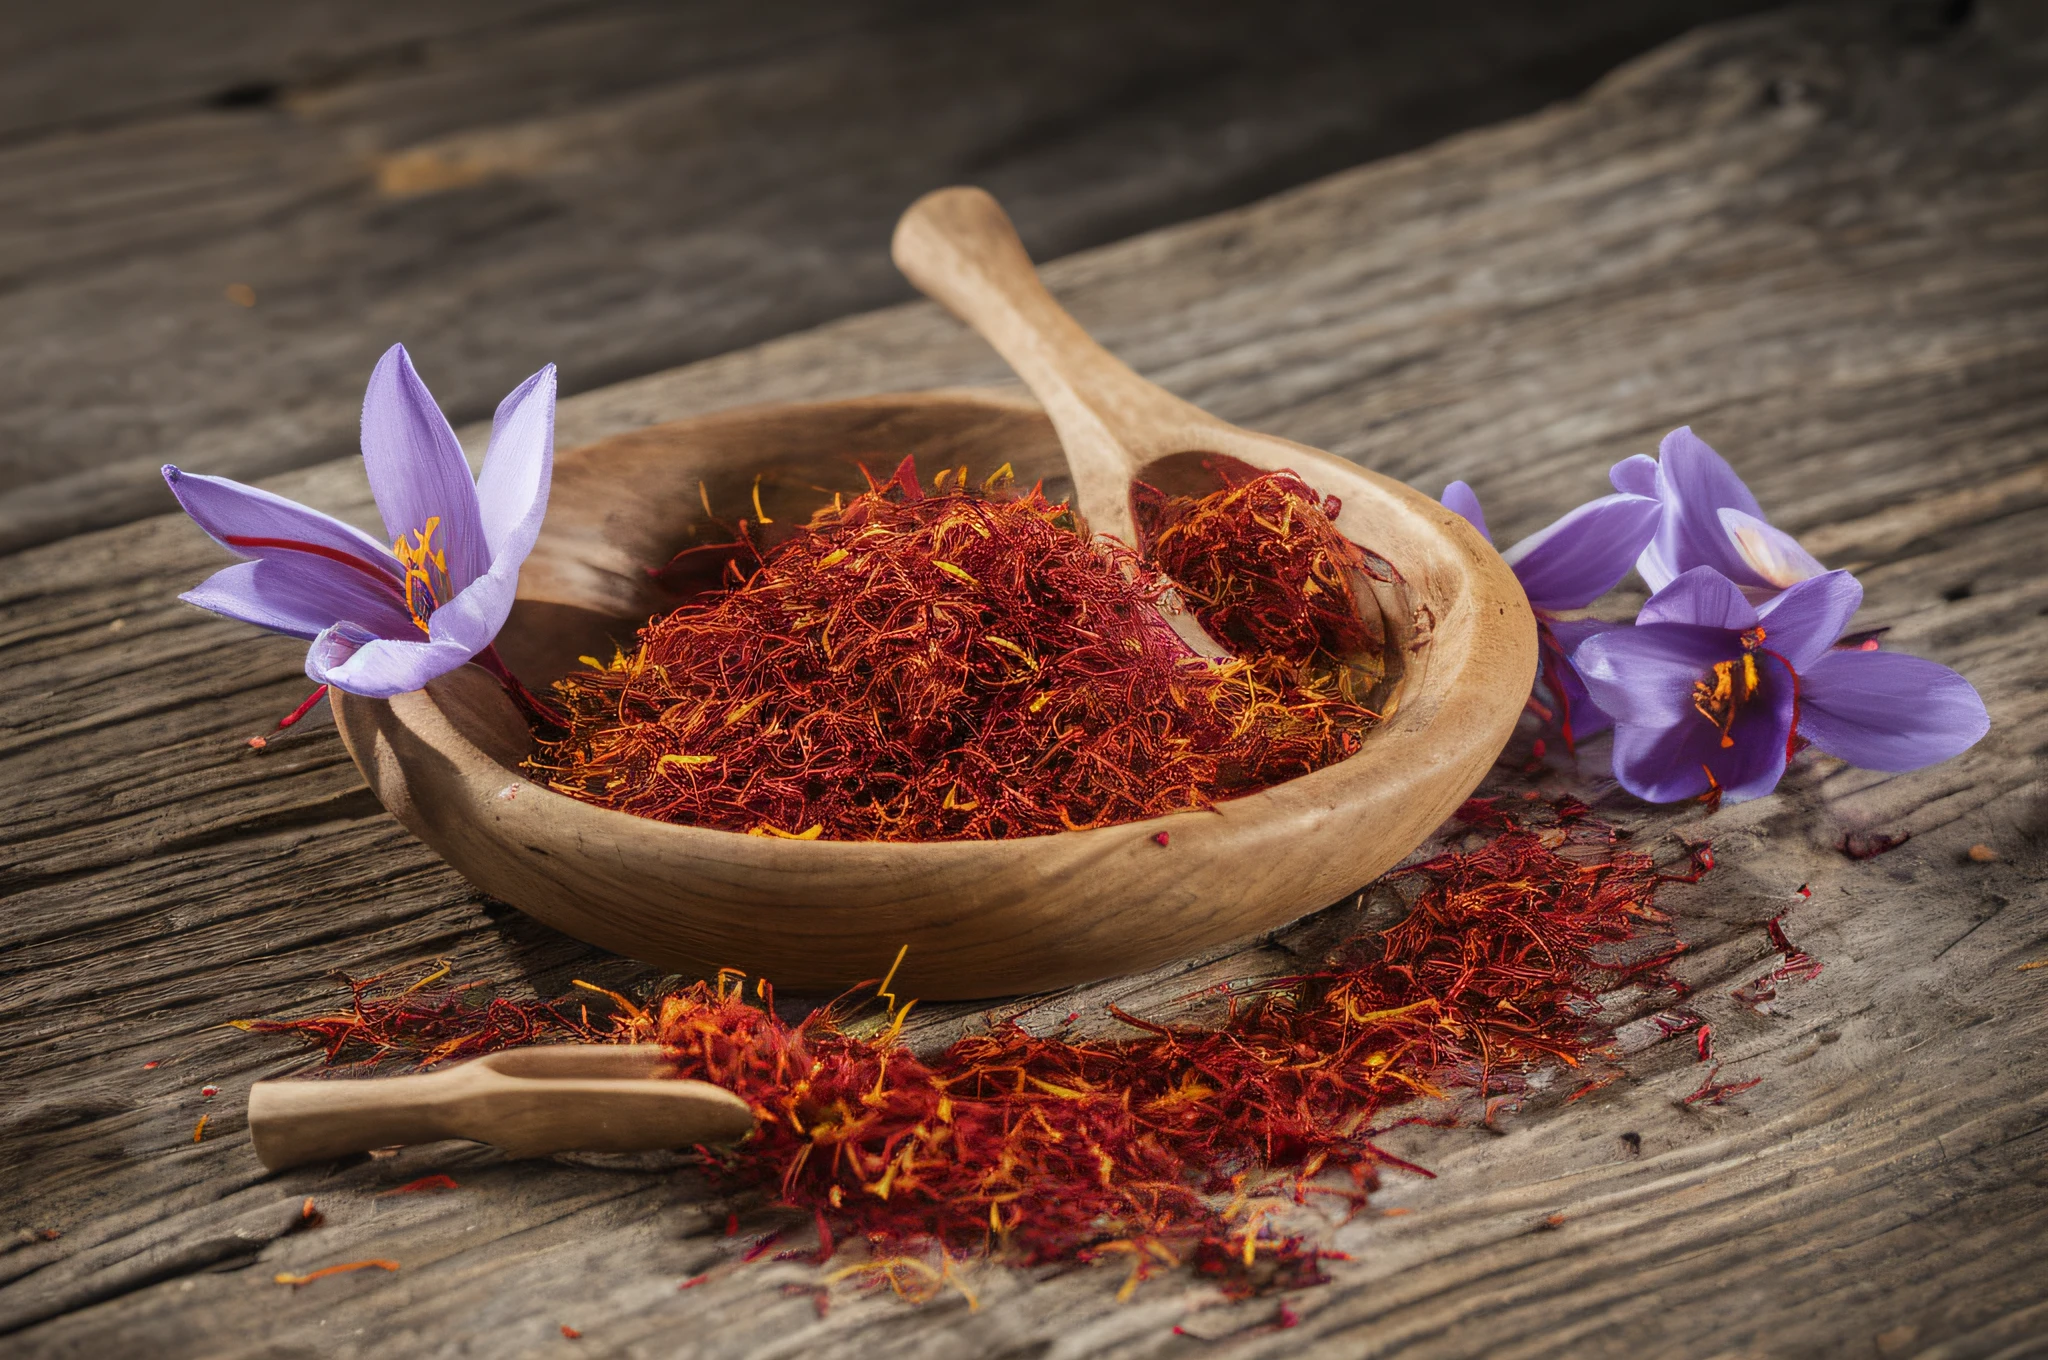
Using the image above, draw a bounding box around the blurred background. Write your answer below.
[3,0,1795,554]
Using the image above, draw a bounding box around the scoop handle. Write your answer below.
[247,1048,758,1171]
[891,187,1209,543]
[248,1069,472,1171]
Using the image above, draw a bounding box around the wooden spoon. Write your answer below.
[894,188,1334,551]
[246,1044,754,1172]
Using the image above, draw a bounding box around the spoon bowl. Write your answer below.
[333,383,1534,999]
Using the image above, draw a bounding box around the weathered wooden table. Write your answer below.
[4,4,2045,1355]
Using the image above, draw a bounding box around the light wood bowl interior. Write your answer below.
[332,388,1534,999]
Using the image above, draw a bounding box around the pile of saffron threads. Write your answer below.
[1137,464,1390,700]
[248,799,1702,1303]
[526,457,1379,842]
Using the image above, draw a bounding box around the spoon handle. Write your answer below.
[891,187,1209,544]
[247,1047,757,1171]
[248,1068,472,1171]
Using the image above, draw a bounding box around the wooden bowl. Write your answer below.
[332,388,1534,999]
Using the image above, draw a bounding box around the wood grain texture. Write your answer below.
[0,0,1788,554]
[3,1,2046,1355]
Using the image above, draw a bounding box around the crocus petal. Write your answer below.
[476,364,557,559]
[1441,481,1491,543]
[1719,509,1826,590]
[1503,493,1662,611]
[307,620,481,698]
[1636,566,1758,631]
[421,558,519,657]
[1609,454,1658,498]
[360,345,491,592]
[162,466,400,584]
[1571,622,1735,728]
[1644,427,1770,591]
[1609,674,1791,804]
[181,558,417,642]
[1755,570,1863,671]
[1541,617,1617,739]
[1797,650,1989,772]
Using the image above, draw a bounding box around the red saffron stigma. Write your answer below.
[528,459,1382,842]
[242,799,1696,1301]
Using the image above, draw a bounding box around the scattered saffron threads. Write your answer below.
[1732,914,1824,1013]
[1566,1074,1622,1104]
[377,1174,459,1197]
[1838,830,1911,860]
[142,1060,159,1070]
[247,800,1694,1300]
[1153,831,1171,848]
[192,1114,208,1143]
[724,1212,740,1238]
[678,1274,710,1290]
[526,457,1378,842]
[1695,1024,1714,1062]
[200,1084,219,1099]
[301,1198,324,1229]
[560,1325,582,1340]
[275,1260,400,1287]
[2018,959,2048,973]
[1682,1065,1762,1107]
[740,1231,784,1263]
[1967,843,1999,863]
[246,735,268,751]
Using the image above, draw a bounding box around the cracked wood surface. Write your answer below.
[0,0,1786,556]
[3,3,2047,1356]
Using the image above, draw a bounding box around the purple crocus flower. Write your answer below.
[1610,427,1827,598]
[1572,566,1988,804]
[164,344,556,699]
[1442,480,1661,746]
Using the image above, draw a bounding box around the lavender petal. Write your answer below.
[360,345,491,592]
[1718,509,1827,589]
[1648,427,1769,590]
[1636,566,1758,632]
[476,364,557,558]
[1571,622,1733,728]
[1609,454,1659,498]
[1755,570,1863,671]
[1797,650,1990,771]
[1504,492,1662,611]
[306,620,481,698]
[1441,481,1491,543]
[162,466,401,582]
[1610,672,1791,804]
[181,558,416,642]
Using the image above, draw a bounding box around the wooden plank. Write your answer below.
[0,0,1790,555]
[3,1,2045,1354]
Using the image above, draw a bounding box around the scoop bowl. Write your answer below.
[332,387,1534,999]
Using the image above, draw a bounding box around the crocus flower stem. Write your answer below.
[471,646,569,729]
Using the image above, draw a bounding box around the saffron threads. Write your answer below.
[1137,464,1388,699]
[274,1259,400,1288]
[249,800,1698,1299]
[526,459,1379,842]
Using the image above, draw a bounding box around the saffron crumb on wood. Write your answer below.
[274,1259,399,1287]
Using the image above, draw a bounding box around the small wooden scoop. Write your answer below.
[891,186,1397,668]
[247,1045,755,1172]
